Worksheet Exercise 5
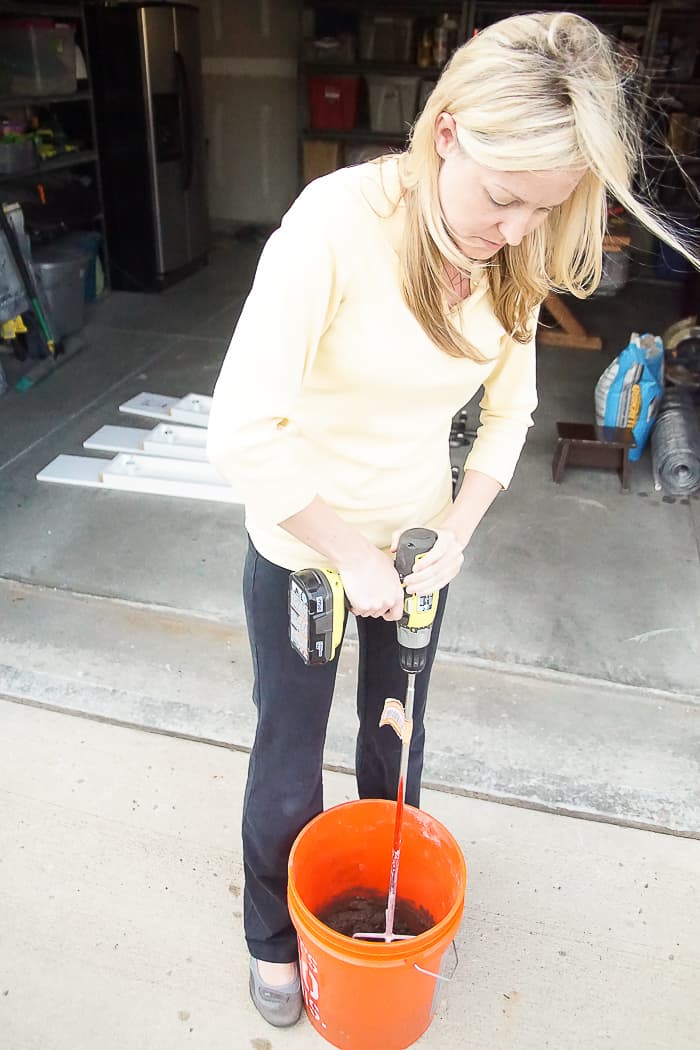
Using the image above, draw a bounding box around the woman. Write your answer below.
[207,11,693,1028]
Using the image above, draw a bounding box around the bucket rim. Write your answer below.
[288,798,467,962]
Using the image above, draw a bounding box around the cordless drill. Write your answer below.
[393,527,439,673]
[288,527,439,667]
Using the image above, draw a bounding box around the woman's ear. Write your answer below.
[434,112,460,160]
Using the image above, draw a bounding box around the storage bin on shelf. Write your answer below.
[359,14,414,62]
[345,142,393,166]
[595,218,632,296]
[596,249,629,296]
[418,79,437,114]
[308,75,360,131]
[655,209,697,281]
[0,19,76,96]
[303,35,357,64]
[0,137,36,175]
[656,240,691,280]
[303,139,343,184]
[367,75,419,134]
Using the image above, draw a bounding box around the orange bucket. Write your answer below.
[288,799,467,1050]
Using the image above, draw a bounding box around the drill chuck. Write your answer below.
[396,625,430,673]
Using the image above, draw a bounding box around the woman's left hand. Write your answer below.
[389,527,465,596]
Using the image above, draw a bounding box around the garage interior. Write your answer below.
[1,2,700,1048]
[1,0,699,789]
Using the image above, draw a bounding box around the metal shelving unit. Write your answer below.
[0,148,97,182]
[302,60,444,77]
[297,3,668,169]
[298,1,467,184]
[0,0,80,13]
[654,80,700,89]
[0,89,92,107]
[0,1,109,284]
[298,1,699,291]
[465,2,656,39]
[302,127,405,144]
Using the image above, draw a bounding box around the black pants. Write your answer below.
[242,538,449,962]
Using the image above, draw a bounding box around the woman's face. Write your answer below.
[434,113,584,259]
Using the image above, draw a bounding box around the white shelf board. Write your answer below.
[119,392,181,422]
[84,423,208,461]
[168,393,213,426]
[119,392,210,428]
[145,423,208,460]
[84,425,151,455]
[37,453,240,504]
[37,455,105,488]
[118,392,211,428]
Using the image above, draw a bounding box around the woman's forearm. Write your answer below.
[440,469,502,548]
[279,496,375,570]
[281,469,502,567]
[279,496,405,617]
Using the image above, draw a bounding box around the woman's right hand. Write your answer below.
[338,546,405,621]
[278,496,405,619]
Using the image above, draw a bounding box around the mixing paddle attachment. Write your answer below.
[352,674,417,944]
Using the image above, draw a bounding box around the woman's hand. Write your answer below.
[390,527,464,596]
[338,545,405,620]
[279,496,405,619]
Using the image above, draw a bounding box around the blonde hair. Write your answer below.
[399,11,697,360]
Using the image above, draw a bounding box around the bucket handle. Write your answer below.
[413,940,459,981]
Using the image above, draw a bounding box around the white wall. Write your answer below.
[199,0,300,226]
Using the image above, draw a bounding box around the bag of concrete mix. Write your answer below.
[594,332,664,461]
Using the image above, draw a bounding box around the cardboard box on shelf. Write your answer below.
[303,139,343,184]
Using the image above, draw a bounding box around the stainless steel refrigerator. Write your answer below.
[88,2,208,291]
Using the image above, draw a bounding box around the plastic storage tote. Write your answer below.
[0,20,76,96]
[0,138,36,174]
[303,139,343,184]
[360,15,414,61]
[418,79,437,115]
[308,75,360,131]
[345,142,392,166]
[596,248,630,296]
[32,246,90,340]
[367,75,419,134]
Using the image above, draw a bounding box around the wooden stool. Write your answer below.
[552,422,636,491]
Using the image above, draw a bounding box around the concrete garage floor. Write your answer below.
[1,237,697,688]
[2,698,698,1050]
[0,237,699,833]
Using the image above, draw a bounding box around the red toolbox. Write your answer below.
[308,75,360,131]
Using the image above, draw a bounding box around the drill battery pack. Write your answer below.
[289,567,345,666]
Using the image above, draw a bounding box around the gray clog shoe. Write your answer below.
[249,958,303,1028]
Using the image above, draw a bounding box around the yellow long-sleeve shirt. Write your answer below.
[207,157,538,570]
